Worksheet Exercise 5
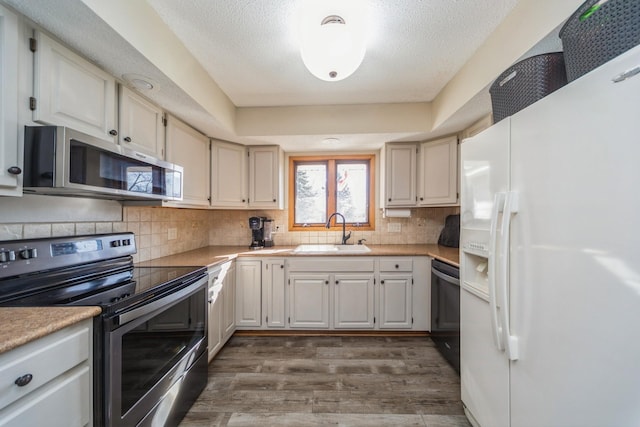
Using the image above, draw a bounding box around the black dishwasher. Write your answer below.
[431,258,460,373]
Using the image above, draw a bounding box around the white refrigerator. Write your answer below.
[460,44,640,427]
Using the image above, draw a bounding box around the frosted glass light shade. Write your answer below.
[299,16,367,82]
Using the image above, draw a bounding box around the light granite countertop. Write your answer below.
[1,245,458,355]
[137,244,460,269]
[0,306,101,355]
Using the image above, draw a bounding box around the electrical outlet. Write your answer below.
[168,228,177,240]
[387,223,402,233]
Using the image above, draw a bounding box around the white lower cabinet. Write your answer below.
[288,273,330,329]
[334,274,375,329]
[287,258,376,329]
[207,267,223,361]
[208,260,236,361]
[378,258,413,329]
[235,259,262,328]
[222,262,236,341]
[0,319,93,427]
[262,259,286,328]
[232,256,430,331]
[379,274,413,329]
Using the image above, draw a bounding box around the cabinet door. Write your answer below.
[248,146,282,208]
[418,136,458,205]
[384,143,417,207]
[222,262,236,340]
[33,31,117,143]
[288,273,329,328]
[334,274,375,329]
[210,140,247,207]
[0,365,91,427]
[207,267,224,360]
[0,5,20,196]
[235,260,262,327]
[262,259,286,328]
[379,274,413,329]
[207,277,223,361]
[165,115,210,206]
[118,86,165,158]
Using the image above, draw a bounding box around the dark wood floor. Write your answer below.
[179,335,471,427]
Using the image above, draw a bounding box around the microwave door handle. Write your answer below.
[488,192,506,352]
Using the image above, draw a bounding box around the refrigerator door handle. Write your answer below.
[488,191,506,351]
[499,191,520,361]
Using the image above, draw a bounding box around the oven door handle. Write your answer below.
[432,268,460,286]
[117,276,206,325]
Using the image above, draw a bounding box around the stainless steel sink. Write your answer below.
[292,244,371,254]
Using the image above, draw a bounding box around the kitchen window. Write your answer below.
[288,155,375,231]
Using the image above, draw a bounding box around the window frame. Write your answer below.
[288,154,375,231]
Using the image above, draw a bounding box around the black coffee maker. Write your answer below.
[249,216,275,249]
[249,216,265,249]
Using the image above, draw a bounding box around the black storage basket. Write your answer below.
[489,52,567,123]
[560,0,640,82]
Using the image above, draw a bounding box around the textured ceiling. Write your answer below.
[2,0,540,151]
[148,0,521,107]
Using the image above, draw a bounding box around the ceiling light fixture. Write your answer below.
[298,6,367,82]
[122,73,158,92]
[322,137,341,144]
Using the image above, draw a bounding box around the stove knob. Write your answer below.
[111,240,121,247]
[0,251,7,262]
[19,249,37,260]
[7,250,15,261]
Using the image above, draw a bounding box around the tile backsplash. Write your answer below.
[1,205,458,263]
[209,207,459,247]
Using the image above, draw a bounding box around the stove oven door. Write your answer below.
[103,276,207,427]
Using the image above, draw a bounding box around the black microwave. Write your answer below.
[23,126,183,201]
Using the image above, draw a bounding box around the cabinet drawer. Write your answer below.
[287,258,375,272]
[379,258,413,272]
[0,322,90,410]
[0,364,91,427]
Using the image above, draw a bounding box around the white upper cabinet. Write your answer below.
[211,142,284,209]
[32,30,117,143]
[210,139,248,208]
[418,136,458,205]
[118,85,165,159]
[383,143,417,207]
[248,145,283,209]
[0,5,21,196]
[165,115,210,206]
[382,137,459,208]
